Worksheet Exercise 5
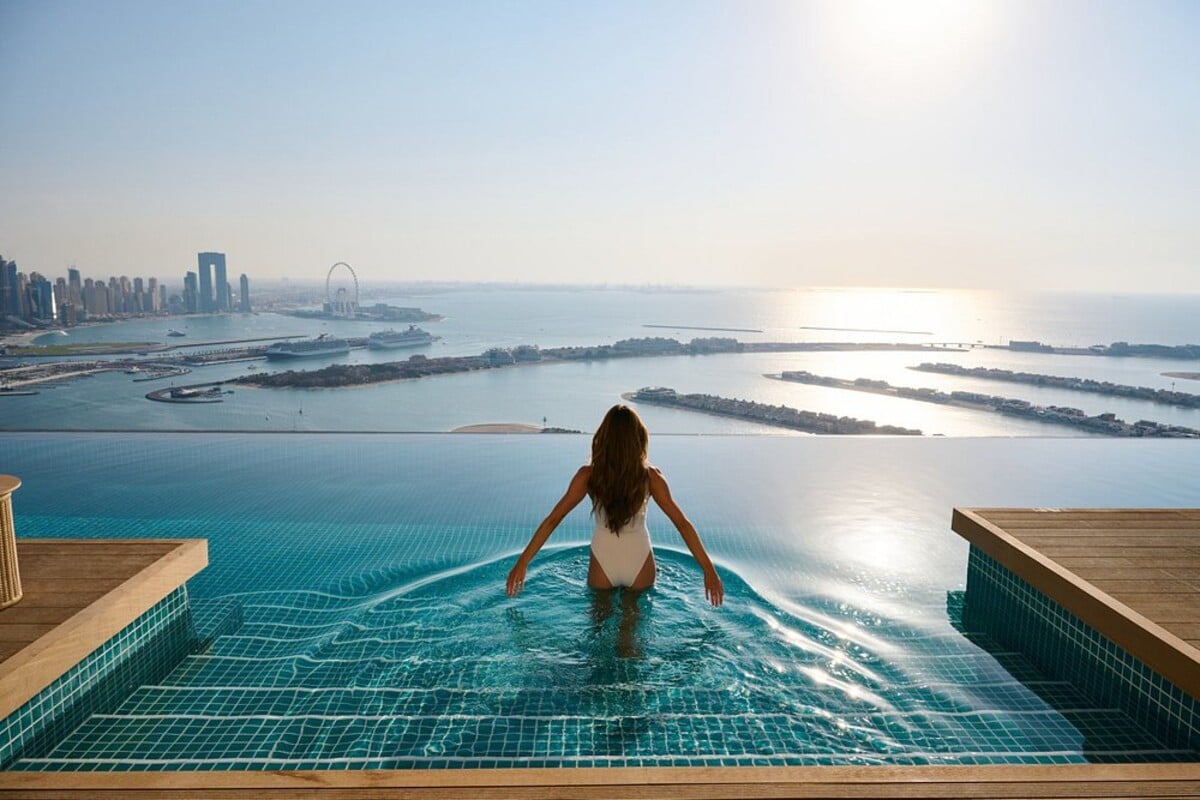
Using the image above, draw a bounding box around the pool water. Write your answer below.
[4,433,1199,768]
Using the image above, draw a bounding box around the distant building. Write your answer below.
[184,271,199,313]
[197,252,228,312]
[67,267,82,309]
[239,274,251,312]
[0,257,10,318]
[28,273,56,321]
[15,273,29,319]
[1,259,18,317]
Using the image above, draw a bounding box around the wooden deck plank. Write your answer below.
[15,541,179,555]
[1088,579,1198,594]
[0,538,208,719]
[8,588,116,608]
[952,508,1200,699]
[13,553,170,580]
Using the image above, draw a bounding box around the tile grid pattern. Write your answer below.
[964,547,1199,752]
[0,587,195,768]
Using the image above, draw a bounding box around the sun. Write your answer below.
[818,0,999,95]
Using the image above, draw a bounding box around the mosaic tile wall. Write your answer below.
[0,587,195,768]
[964,547,1199,753]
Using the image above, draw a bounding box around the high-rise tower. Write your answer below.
[239,274,251,312]
[0,257,10,318]
[197,252,228,312]
[184,271,199,313]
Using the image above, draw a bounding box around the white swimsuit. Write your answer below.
[590,501,653,587]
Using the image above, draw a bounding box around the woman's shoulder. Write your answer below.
[646,464,665,483]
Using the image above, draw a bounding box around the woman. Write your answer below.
[506,404,724,606]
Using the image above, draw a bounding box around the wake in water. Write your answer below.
[12,547,1193,769]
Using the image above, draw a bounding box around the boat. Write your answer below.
[167,329,186,337]
[265,333,351,360]
[367,325,438,350]
[125,366,141,375]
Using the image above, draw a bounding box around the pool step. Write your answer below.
[13,706,1192,770]
[102,678,1103,721]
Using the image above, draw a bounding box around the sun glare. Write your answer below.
[819,0,999,95]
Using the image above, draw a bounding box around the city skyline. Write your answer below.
[2,1,1198,292]
[0,251,250,326]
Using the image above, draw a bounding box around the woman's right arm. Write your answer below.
[506,466,590,597]
[648,467,724,606]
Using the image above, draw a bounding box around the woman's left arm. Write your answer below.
[648,467,724,606]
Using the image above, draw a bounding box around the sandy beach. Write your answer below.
[451,423,542,433]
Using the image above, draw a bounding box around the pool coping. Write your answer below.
[2,763,1200,797]
[951,507,1200,698]
[0,538,208,719]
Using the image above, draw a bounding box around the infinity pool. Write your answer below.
[4,433,1199,768]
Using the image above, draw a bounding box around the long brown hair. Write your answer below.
[588,405,650,533]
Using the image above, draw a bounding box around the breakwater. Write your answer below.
[912,363,1200,408]
[627,387,921,435]
[776,371,1200,438]
[236,336,963,389]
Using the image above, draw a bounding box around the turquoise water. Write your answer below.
[4,433,1199,768]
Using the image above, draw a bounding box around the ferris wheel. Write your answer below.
[325,262,359,318]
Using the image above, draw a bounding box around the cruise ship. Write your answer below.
[265,334,351,360]
[367,326,439,350]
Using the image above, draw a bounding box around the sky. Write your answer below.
[1,0,1198,291]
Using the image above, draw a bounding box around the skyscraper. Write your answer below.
[184,271,198,313]
[28,273,56,321]
[1,259,18,317]
[239,274,250,312]
[198,252,227,312]
[67,267,82,309]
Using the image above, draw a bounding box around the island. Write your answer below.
[774,371,1200,438]
[910,363,1200,408]
[234,336,964,390]
[999,340,1200,359]
[626,386,921,435]
[277,302,442,323]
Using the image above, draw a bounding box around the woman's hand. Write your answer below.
[506,561,527,597]
[704,567,724,607]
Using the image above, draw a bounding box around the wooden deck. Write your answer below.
[952,508,1200,698]
[0,538,208,719]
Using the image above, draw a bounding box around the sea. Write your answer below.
[2,286,1199,435]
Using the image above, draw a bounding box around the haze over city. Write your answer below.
[2,0,1198,291]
